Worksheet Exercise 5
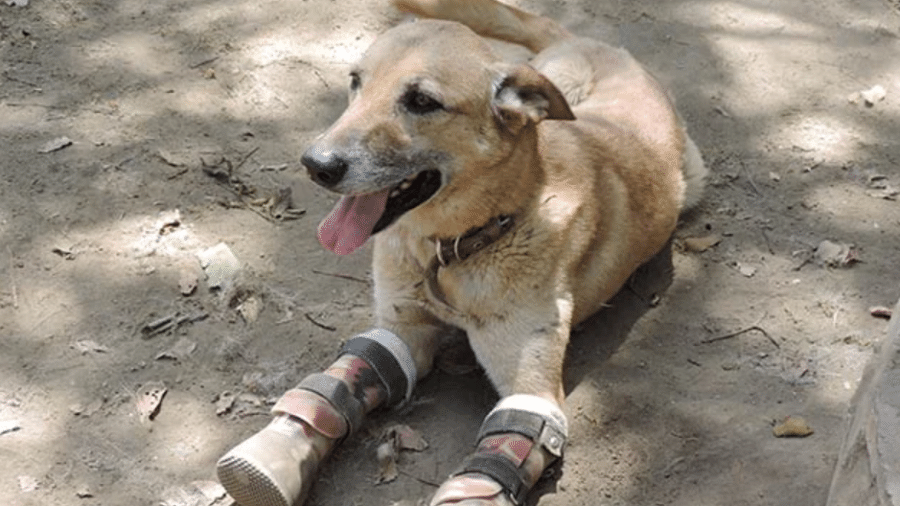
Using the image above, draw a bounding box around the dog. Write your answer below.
[216,1,707,505]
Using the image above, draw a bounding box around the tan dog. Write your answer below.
[217,1,707,505]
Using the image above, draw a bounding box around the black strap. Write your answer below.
[297,373,364,435]
[453,453,529,505]
[478,408,566,457]
[339,336,408,406]
[478,409,544,441]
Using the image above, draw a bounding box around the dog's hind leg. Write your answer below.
[393,0,572,53]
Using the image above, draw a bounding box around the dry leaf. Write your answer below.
[136,381,167,422]
[72,340,110,354]
[386,424,429,451]
[214,391,236,416]
[773,416,814,437]
[155,338,197,361]
[38,136,72,153]
[237,295,263,323]
[376,441,399,484]
[18,475,39,492]
[682,234,721,253]
[179,268,199,296]
[814,240,859,268]
[870,306,893,319]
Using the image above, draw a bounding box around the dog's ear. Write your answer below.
[492,64,575,134]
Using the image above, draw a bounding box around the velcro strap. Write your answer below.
[272,388,348,439]
[478,409,566,457]
[453,453,529,505]
[297,373,364,436]
[340,336,407,406]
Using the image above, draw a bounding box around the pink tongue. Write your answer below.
[317,190,391,255]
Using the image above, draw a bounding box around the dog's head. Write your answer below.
[304,19,573,255]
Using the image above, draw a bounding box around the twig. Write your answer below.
[398,469,441,488]
[304,312,336,331]
[741,162,763,196]
[6,247,17,309]
[311,269,370,284]
[233,146,260,173]
[760,228,775,255]
[699,313,779,348]
[189,56,220,69]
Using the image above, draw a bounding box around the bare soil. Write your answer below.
[2,1,900,505]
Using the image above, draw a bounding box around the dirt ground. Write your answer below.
[2,0,900,505]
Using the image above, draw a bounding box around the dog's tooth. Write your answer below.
[399,180,412,191]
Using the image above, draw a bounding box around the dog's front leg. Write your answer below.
[430,309,570,506]
[216,320,438,506]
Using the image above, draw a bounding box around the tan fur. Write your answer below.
[312,0,707,405]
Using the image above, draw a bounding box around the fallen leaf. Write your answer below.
[870,306,893,319]
[814,240,859,268]
[773,415,814,437]
[155,338,197,361]
[197,243,242,291]
[860,84,887,106]
[75,485,94,498]
[376,441,399,484]
[136,381,167,422]
[736,263,757,278]
[18,475,39,492]
[160,480,230,506]
[39,136,73,153]
[157,150,186,167]
[682,234,721,253]
[236,295,263,323]
[72,340,110,355]
[179,268,199,296]
[385,424,429,451]
[214,391,236,416]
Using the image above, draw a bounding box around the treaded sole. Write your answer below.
[217,453,291,506]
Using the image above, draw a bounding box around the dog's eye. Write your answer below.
[349,72,361,91]
[402,89,443,115]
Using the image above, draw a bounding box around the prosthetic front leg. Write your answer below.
[430,395,568,506]
[217,329,417,506]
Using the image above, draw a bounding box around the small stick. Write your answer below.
[398,469,441,488]
[311,269,370,284]
[699,313,779,348]
[304,313,336,331]
[6,247,17,309]
[189,56,219,69]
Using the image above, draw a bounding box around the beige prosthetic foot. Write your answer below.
[217,329,417,506]
[430,395,567,506]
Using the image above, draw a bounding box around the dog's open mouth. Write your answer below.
[317,170,441,255]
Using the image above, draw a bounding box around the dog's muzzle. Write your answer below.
[302,147,349,189]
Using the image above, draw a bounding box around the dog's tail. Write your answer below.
[680,133,708,211]
[393,0,573,53]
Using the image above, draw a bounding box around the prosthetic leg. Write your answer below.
[430,395,567,506]
[216,329,417,506]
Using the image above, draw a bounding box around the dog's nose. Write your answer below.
[302,147,348,188]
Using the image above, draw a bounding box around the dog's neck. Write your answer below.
[433,213,517,267]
